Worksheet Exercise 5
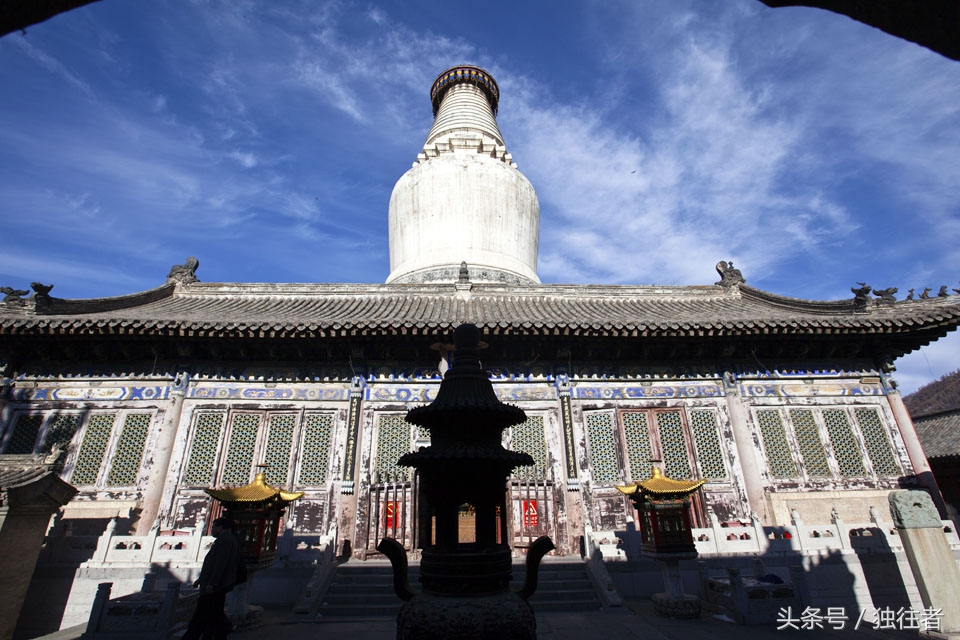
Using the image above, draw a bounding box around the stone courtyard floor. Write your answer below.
[224,600,919,640]
[37,599,923,640]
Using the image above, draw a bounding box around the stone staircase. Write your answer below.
[525,558,603,613]
[313,560,413,619]
[310,558,602,620]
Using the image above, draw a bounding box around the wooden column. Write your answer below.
[555,376,579,491]
[722,373,769,523]
[336,377,364,558]
[136,372,188,534]
[884,381,948,516]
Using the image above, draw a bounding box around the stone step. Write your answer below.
[314,603,400,619]
[328,573,419,585]
[312,559,603,619]
[325,582,401,595]
[320,592,409,606]
[529,589,599,602]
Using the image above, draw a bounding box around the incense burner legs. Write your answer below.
[378,536,554,640]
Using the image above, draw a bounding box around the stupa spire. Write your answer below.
[386,65,541,285]
[424,66,505,150]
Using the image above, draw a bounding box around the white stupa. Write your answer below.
[386,65,541,285]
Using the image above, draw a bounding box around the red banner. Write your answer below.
[522,499,538,528]
[384,501,396,529]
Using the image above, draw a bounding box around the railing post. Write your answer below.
[751,512,769,554]
[158,581,180,626]
[80,582,112,639]
[708,510,723,546]
[193,523,206,562]
[791,509,807,552]
[141,567,158,593]
[832,507,850,550]
[145,525,160,564]
[91,518,117,564]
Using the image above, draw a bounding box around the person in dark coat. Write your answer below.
[183,517,241,640]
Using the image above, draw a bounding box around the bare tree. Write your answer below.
[1,0,102,37]
[759,0,959,61]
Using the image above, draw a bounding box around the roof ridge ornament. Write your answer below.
[455,261,473,295]
[852,282,872,312]
[166,257,200,285]
[715,260,744,288]
[31,282,54,303]
[873,287,898,305]
[0,285,30,306]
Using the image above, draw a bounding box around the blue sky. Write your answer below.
[1,1,958,393]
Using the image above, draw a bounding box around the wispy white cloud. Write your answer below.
[227,151,258,168]
[8,35,97,102]
[293,59,368,122]
[506,33,819,286]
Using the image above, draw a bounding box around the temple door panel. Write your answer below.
[582,408,711,530]
[364,414,419,556]
[617,409,706,527]
[506,414,557,553]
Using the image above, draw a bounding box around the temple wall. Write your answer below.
[0,361,922,543]
[2,358,946,633]
[736,376,916,524]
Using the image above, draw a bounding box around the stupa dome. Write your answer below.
[386,65,540,285]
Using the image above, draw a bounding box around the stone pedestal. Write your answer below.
[889,490,960,637]
[651,555,701,619]
[652,592,701,619]
[225,581,263,631]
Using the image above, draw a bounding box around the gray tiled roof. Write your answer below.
[0,460,52,490]
[0,454,77,509]
[914,409,960,459]
[2,281,960,343]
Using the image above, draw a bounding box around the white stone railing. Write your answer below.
[75,520,335,569]
[76,522,212,568]
[591,509,960,560]
[580,521,625,608]
[80,581,197,640]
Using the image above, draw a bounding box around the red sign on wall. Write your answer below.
[384,501,396,530]
[522,500,538,528]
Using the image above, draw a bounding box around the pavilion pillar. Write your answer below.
[722,373,769,523]
[884,382,948,517]
[136,372,188,534]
